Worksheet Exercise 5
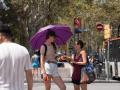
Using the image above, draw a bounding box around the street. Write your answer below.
[1,1,120,90]
[24,82,120,90]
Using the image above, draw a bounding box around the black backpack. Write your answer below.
[42,43,56,56]
[38,43,56,66]
[34,44,47,67]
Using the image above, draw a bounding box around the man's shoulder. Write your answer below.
[80,50,86,53]
[12,43,28,51]
[0,42,29,52]
[4,42,29,53]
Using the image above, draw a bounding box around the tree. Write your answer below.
[0,0,120,52]
[0,0,74,48]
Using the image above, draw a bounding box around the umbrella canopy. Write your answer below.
[29,24,72,50]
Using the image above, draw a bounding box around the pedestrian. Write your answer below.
[31,51,39,80]
[71,40,87,90]
[40,30,66,90]
[0,24,33,90]
[89,55,95,65]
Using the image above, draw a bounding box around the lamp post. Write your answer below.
[104,24,112,80]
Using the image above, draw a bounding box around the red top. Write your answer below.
[72,54,83,81]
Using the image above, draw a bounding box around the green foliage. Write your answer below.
[0,0,120,52]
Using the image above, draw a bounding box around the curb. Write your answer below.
[93,80,120,83]
[25,79,120,83]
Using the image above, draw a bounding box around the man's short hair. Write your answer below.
[0,24,12,37]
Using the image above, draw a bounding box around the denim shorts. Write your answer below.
[45,61,59,77]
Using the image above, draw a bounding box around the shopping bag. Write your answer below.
[80,64,96,84]
[86,71,96,84]
[80,67,89,84]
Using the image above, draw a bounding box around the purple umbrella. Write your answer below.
[29,24,72,50]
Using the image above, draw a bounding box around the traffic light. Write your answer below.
[74,18,82,33]
[104,24,111,39]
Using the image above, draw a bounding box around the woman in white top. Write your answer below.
[40,30,66,90]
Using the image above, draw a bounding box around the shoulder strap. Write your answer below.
[43,44,47,56]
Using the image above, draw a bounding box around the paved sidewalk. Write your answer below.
[24,82,120,90]
[25,77,120,83]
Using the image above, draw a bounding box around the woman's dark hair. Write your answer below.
[46,29,56,40]
[46,29,56,52]
[77,40,84,49]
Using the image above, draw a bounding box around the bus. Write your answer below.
[104,37,120,80]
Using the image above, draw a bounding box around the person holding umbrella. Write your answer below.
[29,25,72,90]
[40,30,66,90]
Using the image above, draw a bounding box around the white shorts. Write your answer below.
[45,62,60,77]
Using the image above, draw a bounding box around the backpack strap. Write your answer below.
[43,44,47,56]
[42,43,56,56]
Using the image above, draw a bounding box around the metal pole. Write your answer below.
[77,33,79,40]
[106,38,110,80]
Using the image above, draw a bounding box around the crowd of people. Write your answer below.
[0,24,92,90]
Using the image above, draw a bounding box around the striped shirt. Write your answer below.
[0,42,32,90]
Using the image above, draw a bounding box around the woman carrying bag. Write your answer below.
[71,40,87,90]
